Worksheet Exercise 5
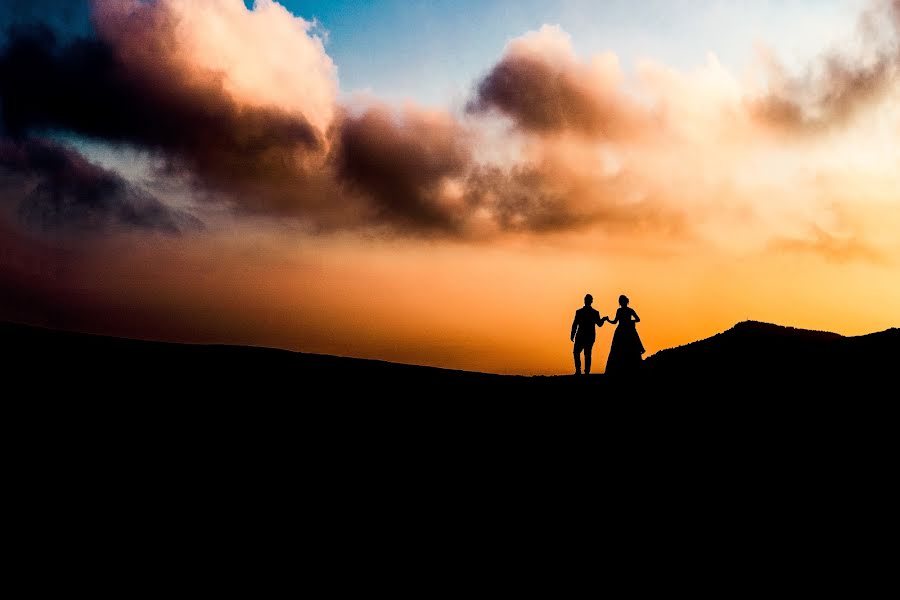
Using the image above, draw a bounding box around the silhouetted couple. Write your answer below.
[570,293,644,375]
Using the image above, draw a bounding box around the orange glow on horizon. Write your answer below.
[42,223,898,376]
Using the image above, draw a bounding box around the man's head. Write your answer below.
[584,294,593,306]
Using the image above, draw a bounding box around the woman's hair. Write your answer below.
[619,294,629,306]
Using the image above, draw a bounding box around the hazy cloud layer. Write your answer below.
[770,226,886,264]
[0,138,200,233]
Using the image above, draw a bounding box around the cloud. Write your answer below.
[0,18,331,212]
[0,0,341,218]
[0,5,671,238]
[465,153,686,236]
[92,0,337,134]
[465,165,588,232]
[467,5,900,140]
[333,101,681,237]
[749,0,900,131]
[769,225,886,264]
[467,25,652,139]
[0,138,201,233]
[6,0,892,243]
[334,104,472,233]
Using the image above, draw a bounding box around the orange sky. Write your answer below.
[22,214,891,375]
[2,0,899,375]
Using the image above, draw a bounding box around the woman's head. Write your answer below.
[619,294,629,306]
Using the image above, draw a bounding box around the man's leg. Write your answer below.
[584,343,593,375]
[573,341,582,374]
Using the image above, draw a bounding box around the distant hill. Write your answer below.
[642,320,899,392]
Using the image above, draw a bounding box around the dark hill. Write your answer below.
[4,319,897,398]
[642,320,898,393]
[1,319,533,398]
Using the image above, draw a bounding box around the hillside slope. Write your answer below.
[642,320,899,392]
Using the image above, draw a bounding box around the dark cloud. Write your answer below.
[0,138,200,233]
[471,55,600,135]
[750,0,900,131]
[335,106,472,233]
[334,106,669,237]
[466,38,647,139]
[0,23,324,215]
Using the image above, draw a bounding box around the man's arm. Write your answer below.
[570,314,578,341]
[595,312,605,327]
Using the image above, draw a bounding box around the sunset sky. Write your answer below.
[1,0,898,375]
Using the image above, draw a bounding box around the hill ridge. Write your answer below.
[647,319,849,359]
[2,318,897,394]
[0,318,509,378]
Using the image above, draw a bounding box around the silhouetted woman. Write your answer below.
[605,294,645,375]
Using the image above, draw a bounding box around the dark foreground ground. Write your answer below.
[8,315,895,460]
[4,318,895,580]
[5,317,897,450]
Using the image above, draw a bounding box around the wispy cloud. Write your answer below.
[749,0,900,132]
[770,225,886,264]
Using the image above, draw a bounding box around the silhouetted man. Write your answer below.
[570,294,607,375]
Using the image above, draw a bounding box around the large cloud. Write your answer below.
[92,0,338,134]
[0,2,477,232]
[0,17,328,216]
[1,2,661,237]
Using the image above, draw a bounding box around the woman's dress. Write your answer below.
[606,307,645,375]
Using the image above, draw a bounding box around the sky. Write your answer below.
[1,0,898,375]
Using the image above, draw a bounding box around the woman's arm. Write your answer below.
[608,309,620,325]
[631,309,640,323]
